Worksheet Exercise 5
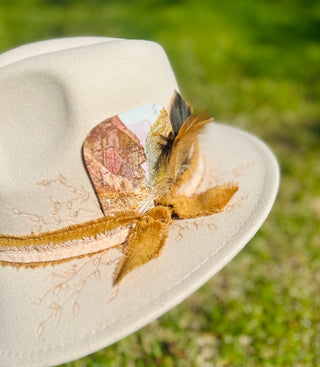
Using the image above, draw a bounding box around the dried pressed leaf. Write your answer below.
[37,323,44,337]
[31,297,42,306]
[72,302,80,317]
[94,269,101,280]
[52,284,62,296]
[47,302,60,311]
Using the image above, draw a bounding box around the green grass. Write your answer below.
[1,0,320,365]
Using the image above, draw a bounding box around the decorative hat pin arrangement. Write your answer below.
[0,37,279,367]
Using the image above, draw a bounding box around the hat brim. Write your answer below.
[0,122,279,367]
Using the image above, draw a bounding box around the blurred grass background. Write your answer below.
[1,0,319,365]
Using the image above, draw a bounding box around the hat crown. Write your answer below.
[0,37,178,235]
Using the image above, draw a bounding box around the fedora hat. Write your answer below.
[0,37,279,367]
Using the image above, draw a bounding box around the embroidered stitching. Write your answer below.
[8,174,101,234]
[31,250,121,337]
[0,146,263,360]
[0,193,257,358]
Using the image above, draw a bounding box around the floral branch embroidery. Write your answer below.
[10,174,101,233]
[31,250,121,337]
[172,162,253,241]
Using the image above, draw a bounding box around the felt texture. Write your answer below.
[0,38,279,367]
[0,37,178,235]
[0,123,279,367]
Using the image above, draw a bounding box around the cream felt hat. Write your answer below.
[0,37,279,367]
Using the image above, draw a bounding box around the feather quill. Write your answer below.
[169,90,193,134]
[152,92,213,200]
[1,92,238,286]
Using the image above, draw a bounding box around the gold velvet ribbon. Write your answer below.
[114,183,238,284]
[0,182,237,284]
[0,91,239,284]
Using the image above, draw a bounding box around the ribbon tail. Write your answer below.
[113,206,172,285]
[170,184,238,218]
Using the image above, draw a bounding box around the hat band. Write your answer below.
[0,92,239,284]
[0,150,238,284]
